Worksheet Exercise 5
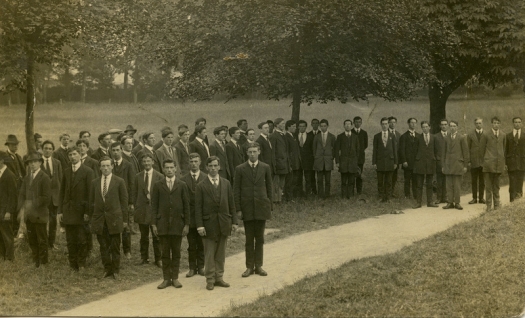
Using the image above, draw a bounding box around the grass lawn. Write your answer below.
[0,94,523,315]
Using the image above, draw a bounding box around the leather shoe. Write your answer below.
[468,199,477,204]
[157,280,172,289]
[455,203,463,210]
[214,280,230,288]
[198,268,205,276]
[186,269,196,277]
[103,271,113,279]
[255,267,267,276]
[242,268,254,277]
[206,282,214,290]
[154,260,162,268]
[172,279,183,288]
[427,203,439,208]
[138,259,149,265]
[413,204,422,209]
[442,203,454,209]
[478,199,486,204]
[113,273,120,281]
[439,200,447,204]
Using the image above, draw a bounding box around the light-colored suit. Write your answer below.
[442,133,469,204]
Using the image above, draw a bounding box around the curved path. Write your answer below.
[56,187,509,317]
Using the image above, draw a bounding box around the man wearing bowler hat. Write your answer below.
[18,153,51,267]
[0,151,18,261]
[4,135,25,188]
[124,125,140,149]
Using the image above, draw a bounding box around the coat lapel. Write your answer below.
[254,163,264,183]
[203,178,219,203]
[30,170,43,190]
[71,166,83,189]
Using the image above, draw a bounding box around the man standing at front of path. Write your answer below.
[89,157,129,280]
[41,140,63,250]
[399,118,419,199]
[151,159,190,289]
[235,142,273,278]
[480,117,506,211]
[505,117,525,202]
[313,119,336,199]
[0,152,17,261]
[195,156,238,291]
[442,121,469,210]
[434,119,449,204]
[334,120,360,199]
[351,116,368,195]
[372,117,398,203]
[269,118,289,203]
[467,118,486,204]
[413,121,439,209]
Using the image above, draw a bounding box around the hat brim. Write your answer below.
[125,129,137,133]
[5,141,19,145]
[25,158,44,164]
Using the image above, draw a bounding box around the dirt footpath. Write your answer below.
[56,187,509,317]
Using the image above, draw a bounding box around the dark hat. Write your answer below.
[274,118,284,125]
[124,125,137,133]
[0,151,13,163]
[24,152,43,164]
[4,134,20,145]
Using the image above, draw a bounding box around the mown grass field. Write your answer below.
[0,94,523,315]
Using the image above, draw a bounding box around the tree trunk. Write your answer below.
[64,62,72,101]
[291,87,301,122]
[133,61,139,104]
[124,68,129,91]
[81,65,86,104]
[25,55,36,152]
[428,83,452,134]
[7,92,11,107]
[42,80,47,104]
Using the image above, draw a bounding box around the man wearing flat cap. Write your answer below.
[17,152,51,267]
[0,151,18,261]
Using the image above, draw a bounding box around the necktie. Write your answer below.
[410,132,414,138]
[252,163,257,178]
[515,131,519,143]
[168,179,172,191]
[425,134,429,146]
[81,157,85,164]
[193,174,197,182]
[185,142,189,154]
[46,159,51,176]
[115,161,119,170]
[213,178,218,188]
[322,133,326,147]
[72,164,76,173]
[29,172,34,186]
[300,134,304,147]
[168,147,173,158]
[383,132,387,146]
[103,176,108,198]
[145,171,149,194]
[203,141,210,156]
[452,134,456,140]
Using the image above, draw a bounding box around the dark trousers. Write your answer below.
[27,220,48,266]
[484,172,501,209]
[159,235,183,280]
[340,172,356,198]
[203,236,227,284]
[121,227,131,254]
[310,171,317,194]
[284,171,294,200]
[436,164,447,202]
[65,224,87,269]
[446,174,462,204]
[187,227,204,270]
[316,170,332,198]
[85,224,94,252]
[139,224,161,262]
[244,220,265,269]
[293,169,303,197]
[403,168,418,198]
[377,170,393,201]
[391,167,399,195]
[48,204,58,247]
[509,170,525,202]
[470,166,485,200]
[97,222,121,274]
[0,221,14,260]
[301,170,314,195]
[355,164,364,194]
[416,174,434,205]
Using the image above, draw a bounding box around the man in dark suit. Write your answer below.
[189,118,209,145]
[480,117,506,211]
[413,121,439,208]
[122,136,141,174]
[18,153,51,267]
[334,120,361,198]
[372,117,398,202]
[284,120,301,199]
[442,120,469,210]
[152,127,173,152]
[241,129,257,161]
[180,153,207,277]
[467,118,486,204]
[297,120,314,196]
[151,159,190,289]
[131,133,144,156]
[189,126,210,172]
[351,116,368,195]
[41,140,63,250]
[388,117,401,197]
[313,119,336,199]
[505,117,525,202]
[89,156,129,280]
[237,119,249,146]
[5,134,26,188]
[79,131,95,157]
[77,139,100,178]
[210,127,231,181]
[195,156,238,291]
[133,153,163,267]
[155,130,182,175]
[91,132,113,161]
[226,127,245,183]
[399,118,419,199]
[434,119,449,204]
[256,122,275,177]
[59,147,95,271]
[0,152,17,261]
[137,132,161,172]
[269,118,289,203]
[111,142,135,259]
[172,124,189,146]
[175,129,191,176]
[307,119,320,194]
[235,142,273,277]
[53,133,70,170]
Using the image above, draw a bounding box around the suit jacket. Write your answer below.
[399,131,420,170]
[442,134,469,175]
[91,147,112,161]
[42,157,62,207]
[151,178,190,236]
[189,133,209,145]
[434,131,447,169]
[195,177,237,240]
[269,131,290,174]
[137,146,161,172]
[225,141,244,181]
[5,151,26,185]
[312,132,336,171]
[0,168,17,221]
[467,130,485,169]
[372,131,398,171]
[413,133,438,175]
[297,132,314,170]
[122,151,141,174]
[210,140,231,181]
[480,131,506,174]
[334,132,360,174]
[132,144,143,156]
[284,133,301,170]
[17,170,51,223]
[256,135,276,175]
[234,161,273,221]
[82,156,100,178]
[505,130,525,171]
[174,141,191,176]
[189,139,210,171]
[113,159,135,204]
[351,128,368,165]
[89,175,129,235]
[153,140,164,152]
[155,144,182,176]
[181,171,207,228]
[133,169,164,225]
[53,147,69,172]
[59,165,95,225]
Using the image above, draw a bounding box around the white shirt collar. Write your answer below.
[208,174,219,183]
[196,136,204,144]
[442,131,447,136]
[81,154,88,159]
[476,129,483,133]
[408,130,415,134]
[249,160,259,167]
[61,145,68,151]
[231,139,238,145]
[163,143,172,150]
[191,170,200,179]
[492,129,499,136]
[72,161,81,171]
[144,144,153,151]
[100,147,108,153]
[355,128,360,133]
[514,129,521,134]
[166,175,175,183]
[144,168,152,175]
[123,150,132,156]
[31,168,41,177]
[115,158,123,165]
[345,131,351,136]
